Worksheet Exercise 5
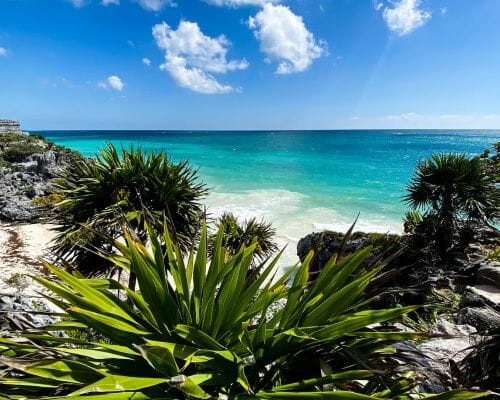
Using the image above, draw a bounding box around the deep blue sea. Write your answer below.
[35,129,499,266]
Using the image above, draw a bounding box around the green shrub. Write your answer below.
[1,143,45,162]
[0,222,489,399]
[31,192,64,207]
[404,152,498,256]
[51,144,207,279]
[210,212,278,266]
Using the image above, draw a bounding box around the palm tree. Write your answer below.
[210,212,278,268]
[51,143,207,281]
[404,152,498,252]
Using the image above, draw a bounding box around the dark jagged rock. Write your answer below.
[457,306,500,331]
[477,263,500,286]
[297,230,402,274]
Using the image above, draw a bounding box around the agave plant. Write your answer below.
[0,221,488,399]
[51,143,207,278]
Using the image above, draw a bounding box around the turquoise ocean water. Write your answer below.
[36,129,499,267]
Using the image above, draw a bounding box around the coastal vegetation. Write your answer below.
[404,152,498,258]
[0,221,489,399]
[0,130,499,398]
[210,212,278,271]
[51,144,207,280]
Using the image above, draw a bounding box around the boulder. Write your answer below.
[477,263,500,287]
[429,316,476,336]
[297,230,402,274]
[461,285,500,311]
[457,306,500,331]
[1,134,80,222]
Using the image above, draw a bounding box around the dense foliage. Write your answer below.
[210,212,278,269]
[51,144,207,276]
[404,151,498,256]
[0,221,488,399]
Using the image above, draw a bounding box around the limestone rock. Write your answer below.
[457,306,500,331]
[1,131,81,222]
[429,316,476,336]
[0,294,58,331]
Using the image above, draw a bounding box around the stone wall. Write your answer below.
[0,119,21,134]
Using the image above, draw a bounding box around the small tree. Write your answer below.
[210,212,278,271]
[52,143,207,282]
[404,152,498,255]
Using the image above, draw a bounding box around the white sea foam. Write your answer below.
[205,189,403,274]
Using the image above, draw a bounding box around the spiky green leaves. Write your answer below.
[0,222,490,399]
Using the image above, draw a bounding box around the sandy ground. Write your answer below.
[0,223,57,296]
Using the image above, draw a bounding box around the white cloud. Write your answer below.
[383,112,421,120]
[205,0,281,7]
[152,21,248,94]
[142,57,151,66]
[135,0,174,11]
[381,0,431,36]
[68,0,86,7]
[101,0,120,5]
[99,75,125,91]
[248,4,326,74]
[0,47,6,56]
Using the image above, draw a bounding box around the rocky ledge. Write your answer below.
[0,128,82,222]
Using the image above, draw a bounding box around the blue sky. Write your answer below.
[0,0,499,130]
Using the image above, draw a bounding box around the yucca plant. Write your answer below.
[51,143,207,278]
[0,222,489,399]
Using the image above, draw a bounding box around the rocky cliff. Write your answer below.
[0,131,82,222]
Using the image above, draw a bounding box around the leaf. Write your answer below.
[169,375,211,399]
[73,375,168,395]
[423,390,490,400]
[25,359,104,384]
[272,370,375,391]
[175,324,226,350]
[67,307,151,344]
[254,390,384,399]
[137,345,178,377]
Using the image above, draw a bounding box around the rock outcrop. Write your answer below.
[297,227,500,331]
[0,294,57,331]
[0,130,82,222]
[297,230,402,274]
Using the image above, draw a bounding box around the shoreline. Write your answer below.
[0,199,404,290]
[206,188,403,271]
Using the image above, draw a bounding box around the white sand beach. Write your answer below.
[0,223,57,296]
